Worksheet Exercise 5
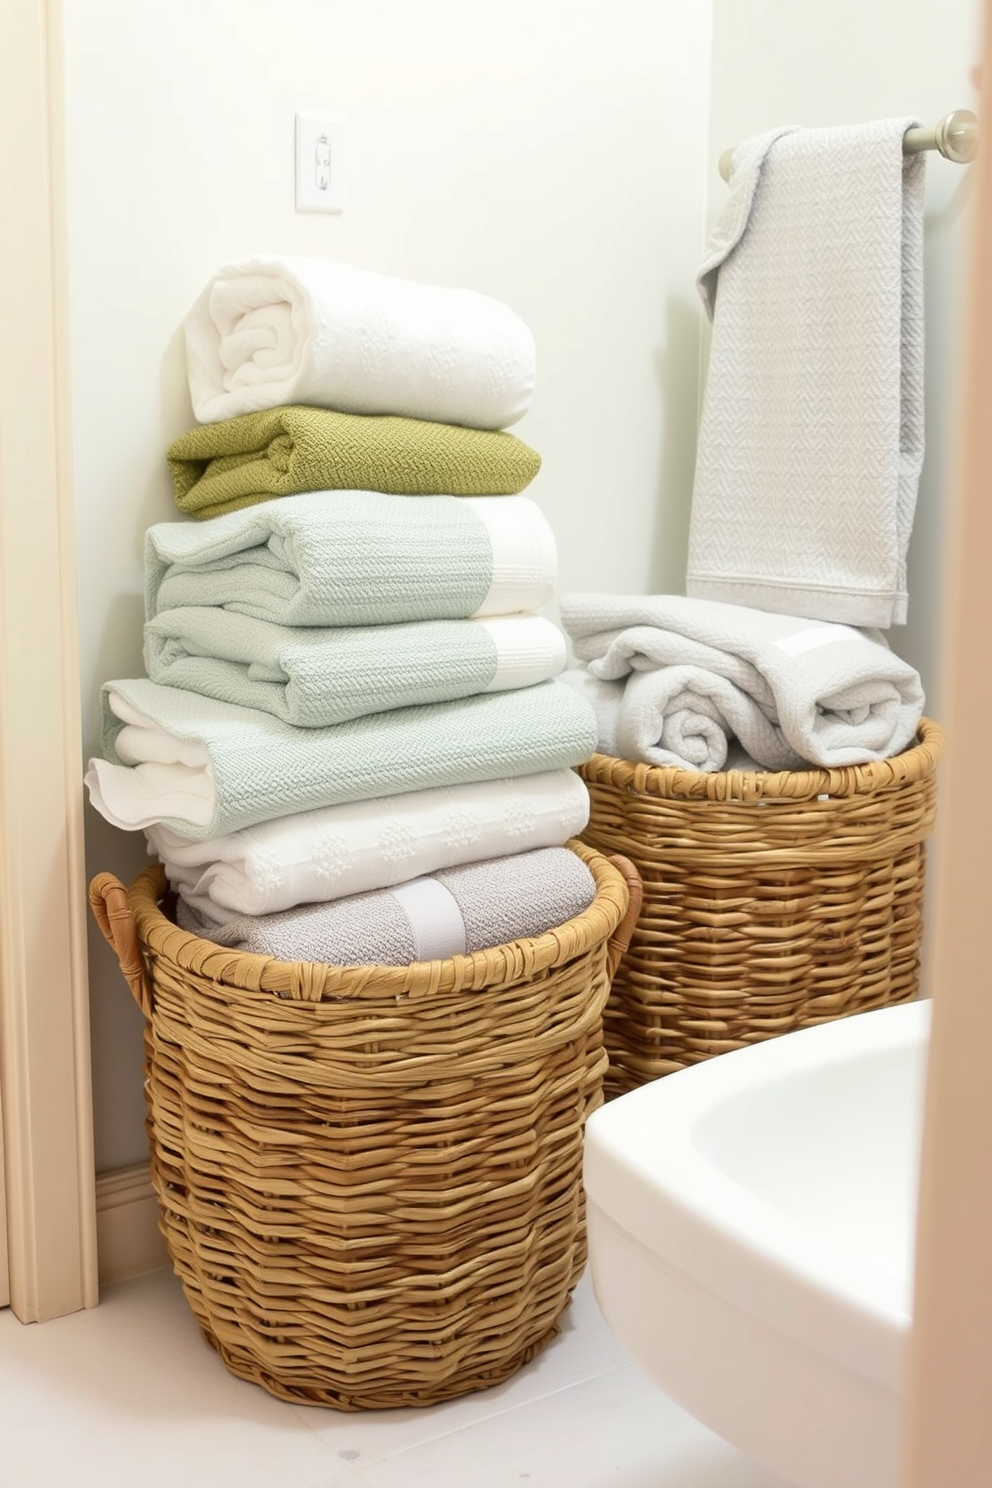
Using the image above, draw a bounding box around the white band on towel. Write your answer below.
[466,496,557,616]
[389,877,467,962]
[480,615,567,691]
[774,624,862,658]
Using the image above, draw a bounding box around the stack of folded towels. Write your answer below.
[85,255,600,964]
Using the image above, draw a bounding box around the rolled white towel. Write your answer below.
[561,666,768,771]
[184,255,536,429]
[561,593,924,768]
[617,667,804,772]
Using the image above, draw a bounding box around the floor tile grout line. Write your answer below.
[288,1360,634,1471]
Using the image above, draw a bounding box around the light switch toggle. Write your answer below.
[295,112,345,213]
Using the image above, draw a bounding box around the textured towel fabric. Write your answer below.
[184,255,536,429]
[145,609,567,727]
[174,847,597,965]
[167,405,542,519]
[560,666,796,772]
[146,769,591,920]
[84,678,597,840]
[558,669,624,758]
[146,490,556,628]
[688,120,926,628]
[560,593,924,768]
[613,667,801,771]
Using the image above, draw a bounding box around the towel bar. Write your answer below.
[718,107,979,181]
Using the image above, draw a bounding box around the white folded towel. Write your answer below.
[147,769,591,920]
[688,120,926,628]
[184,255,536,429]
[561,593,924,769]
[174,846,597,965]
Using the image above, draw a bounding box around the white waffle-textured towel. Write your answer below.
[147,769,591,921]
[688,119,926,628]
[184,255,536,429]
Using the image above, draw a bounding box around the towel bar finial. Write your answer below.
[918,108,980,163]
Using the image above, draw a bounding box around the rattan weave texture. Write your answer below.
[577,719,944,1099]
[90,841,640,1410]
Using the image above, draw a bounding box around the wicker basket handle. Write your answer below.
[605,853,642,982]
[88,873,155,1019]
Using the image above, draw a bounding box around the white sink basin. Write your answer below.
[583,1000,930,1488]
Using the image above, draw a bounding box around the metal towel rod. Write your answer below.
[717,107,979,182]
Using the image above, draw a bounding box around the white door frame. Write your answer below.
[901,4,992,1480]
[0,0,98,1321]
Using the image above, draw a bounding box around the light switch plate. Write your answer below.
[295,112,345,213]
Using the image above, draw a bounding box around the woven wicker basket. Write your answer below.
[576,719,944,1100]
[89,841,641,1411]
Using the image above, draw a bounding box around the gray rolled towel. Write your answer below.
[175,846,597,965]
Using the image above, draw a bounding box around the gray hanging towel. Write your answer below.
[687,119,926,628]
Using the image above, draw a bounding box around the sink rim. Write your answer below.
[584,999,931,1388]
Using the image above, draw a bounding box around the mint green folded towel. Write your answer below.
[166,405,542,519]
[146,490,556,628]
[84,677,596,840]
[144,608,566,727]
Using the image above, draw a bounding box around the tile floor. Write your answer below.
[0,1266,791,1488]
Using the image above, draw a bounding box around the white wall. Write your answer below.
[707,0,980,712]
[63,0,715,1171]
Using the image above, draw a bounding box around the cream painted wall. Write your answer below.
[63,0,715,1170]
[706,0,980,714]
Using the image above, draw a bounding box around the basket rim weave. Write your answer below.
[93,839,637,1007]
[579,716,944,804]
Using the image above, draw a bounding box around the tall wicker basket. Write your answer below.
[576,719,944,1100]
[89,842,640,1411]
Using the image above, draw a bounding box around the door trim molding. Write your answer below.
[0,0,98,1320]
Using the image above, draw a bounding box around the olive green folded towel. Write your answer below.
[167,405,542,518]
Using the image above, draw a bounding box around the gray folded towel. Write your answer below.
[175,847,597,965]
[560,593,924,769]
[688,119,926,628]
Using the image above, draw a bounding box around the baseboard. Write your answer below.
[95,1162,168,1286]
